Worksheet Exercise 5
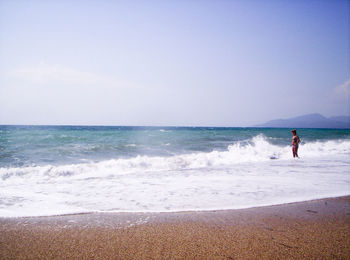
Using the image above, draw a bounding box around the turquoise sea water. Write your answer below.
[1,125,350,217]
[1,125,349,167]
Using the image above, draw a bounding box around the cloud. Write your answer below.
[335,78,350,98]
[8,62,124,87]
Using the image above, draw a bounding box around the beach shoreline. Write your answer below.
[1,196,350,259]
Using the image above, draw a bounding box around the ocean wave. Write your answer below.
[1,134,350,217]
[1,135,349,181]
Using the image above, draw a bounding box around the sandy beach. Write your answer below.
[0,196,349,259]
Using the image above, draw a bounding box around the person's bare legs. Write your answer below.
[292,146,298,158]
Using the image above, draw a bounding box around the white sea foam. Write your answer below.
[1,135,350,217]
[124,144,137,147]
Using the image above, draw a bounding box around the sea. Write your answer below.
[0,125,349,217]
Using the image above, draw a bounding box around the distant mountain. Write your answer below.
[328,116,350,124]
[257,113,350,129]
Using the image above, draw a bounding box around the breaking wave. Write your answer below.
[2,135,350,180]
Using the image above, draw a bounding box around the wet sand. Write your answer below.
[1,196,350,259]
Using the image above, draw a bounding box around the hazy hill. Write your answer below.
[257,113,350,129]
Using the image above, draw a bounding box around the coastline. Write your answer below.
[1,196,350,259]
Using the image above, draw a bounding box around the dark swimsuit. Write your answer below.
[292,136,298,148]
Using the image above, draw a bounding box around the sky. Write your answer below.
[0,0,349,127]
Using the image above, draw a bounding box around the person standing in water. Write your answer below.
[291,129,300,158]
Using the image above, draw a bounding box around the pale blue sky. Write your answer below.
[0,0,349,126]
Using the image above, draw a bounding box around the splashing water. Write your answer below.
[1,126,349,217]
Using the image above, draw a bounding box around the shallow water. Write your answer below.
[1,126,349,217]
